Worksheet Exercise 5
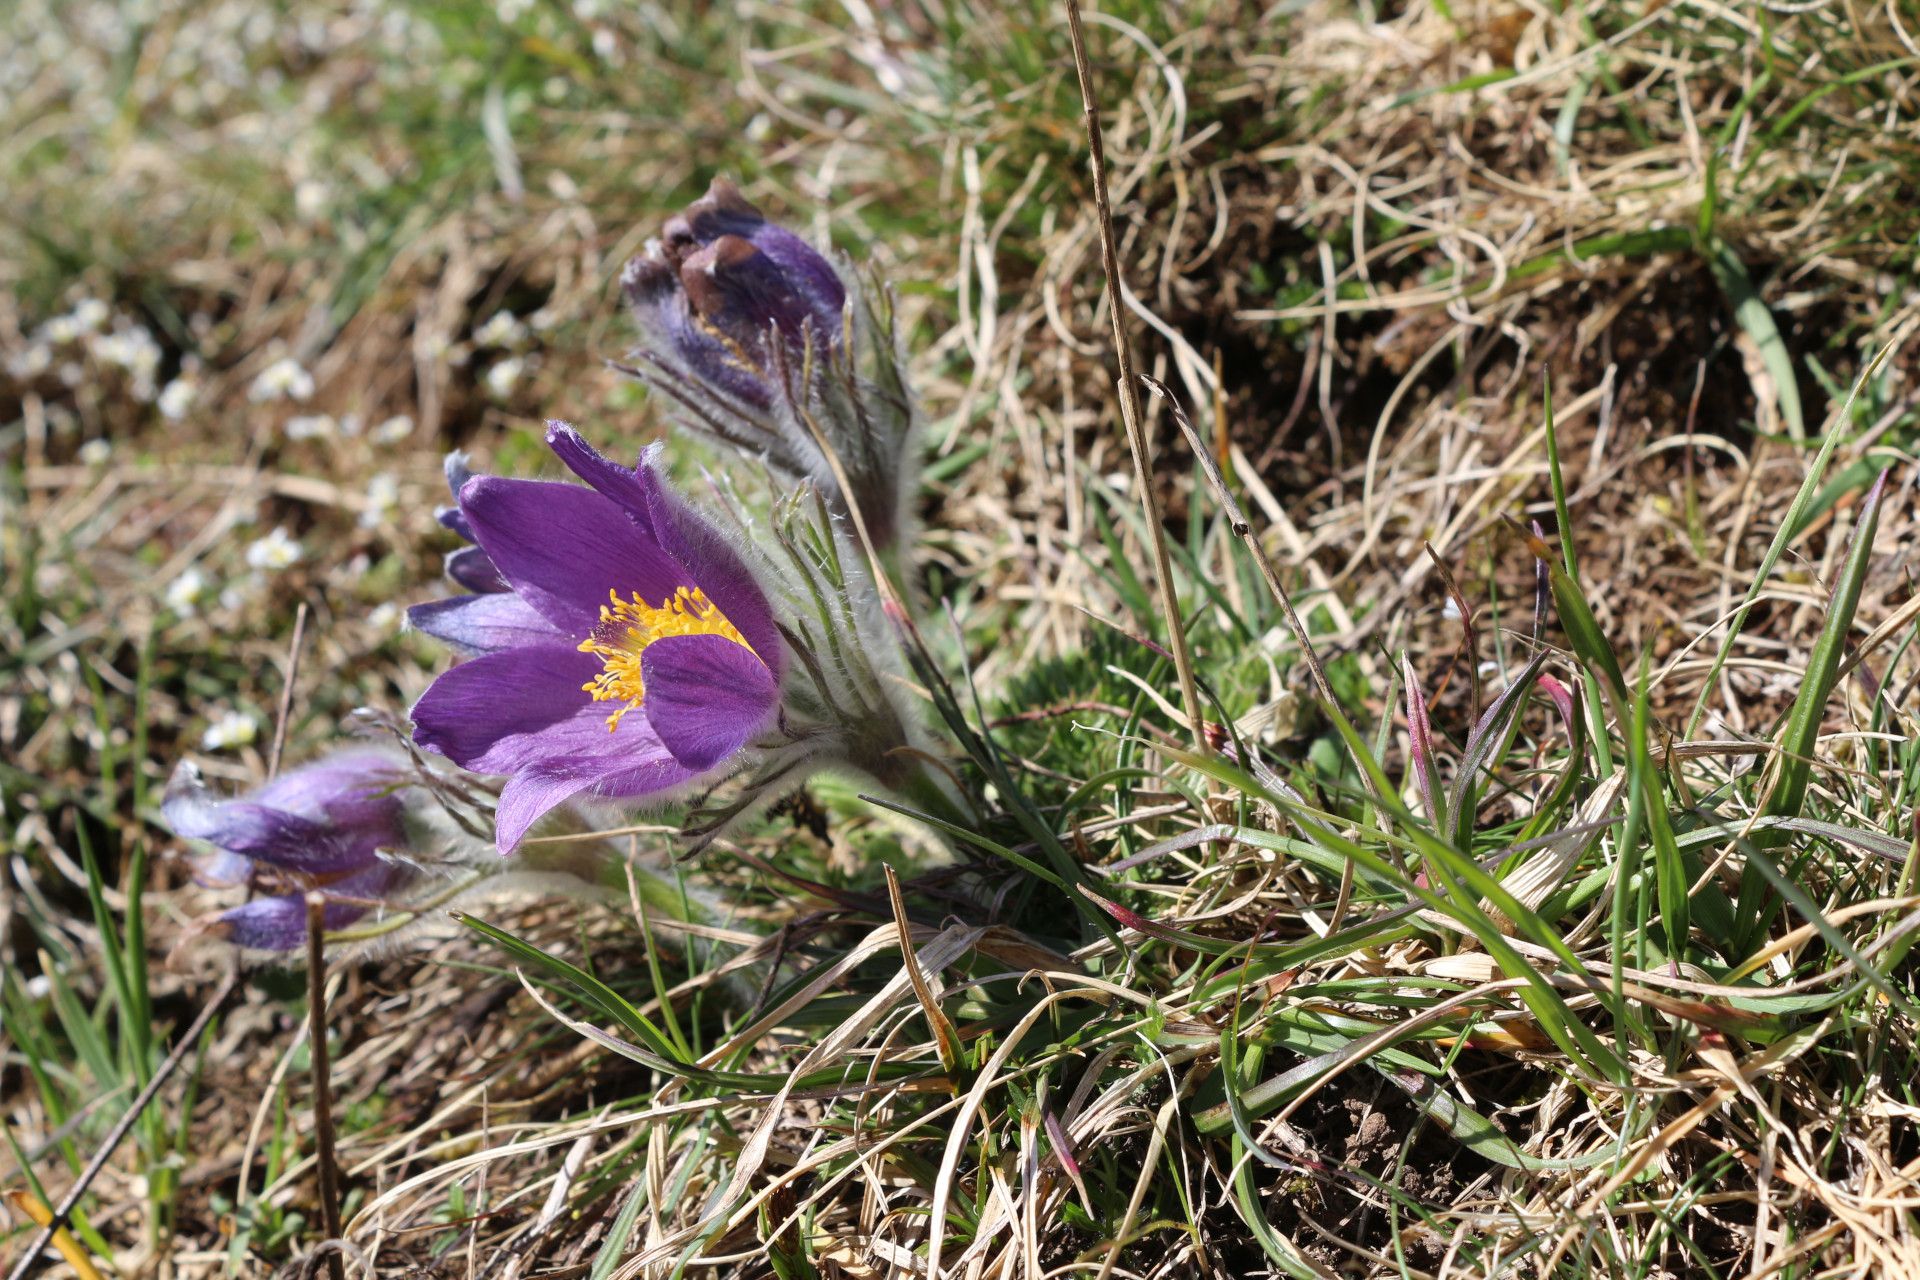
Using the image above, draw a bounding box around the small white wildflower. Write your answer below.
[337,413,364,438]
[41,315,82,345]
[359,472,401,527]
[78,439,112,466]
[295,179,328,220]
[71,299,109,332]
[484,356,524,398]
[245,526,303,571]
[92,326,161,378]
[529,307,559,332]
[367,601,401,632]
[201,711,258,751]
[370,414,414,443]
[158,377,198,421]
[591,26,617,62]
[285,413,335,441]
[474,311,526,348]
[496,0,533,21]
[5,343,52,378]
[249,356,315,403]
[1441,598,1464,622]
[165,567,209,614]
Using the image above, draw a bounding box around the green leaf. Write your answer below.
[1681,339,1897,739]
[1706,240,1804,440]
[1735,471,1890,952]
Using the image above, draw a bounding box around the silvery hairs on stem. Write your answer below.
[670,463,971,850]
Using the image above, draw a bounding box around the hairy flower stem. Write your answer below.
[861,747,974,835]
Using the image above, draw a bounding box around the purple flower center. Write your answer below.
[576,585,758,731]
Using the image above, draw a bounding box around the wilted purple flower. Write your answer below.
[621,178,918,563]
[163,749,415,950]
[623,177,846,408]
[409,422,787,851]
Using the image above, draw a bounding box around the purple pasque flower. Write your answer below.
[621,176,846,410]
[162,749,415,951]
[408,421,787,852]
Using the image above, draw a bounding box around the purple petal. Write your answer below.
[680,234,837,354]
[409,593,563,655]
[253,750,409,826]
[438,455,482,542]
[163,784,372,875]
[164,759,393,882]
[190,849,253,887]
[459,476,684,636]
[644,480,783,676]
[669,180,845,339]
[545,422,659,537]
[446,545,509,594]
[641,633,778,770]
[437,504,475,541]
[667,176,767,243]
[495,749,698,852]
[623,265,774,409]
[213,894,320,951]
[411,645,636,775]
[444,451,477,510]
[735,224,846,344]
[212,862,409,951]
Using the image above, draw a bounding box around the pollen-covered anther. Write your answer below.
[577,586,753,731]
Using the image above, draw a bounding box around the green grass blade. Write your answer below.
[590,1173,653,1280]
[1706,241,1803,440]
[1735,471,1888,952]
[1626,657,1690,961]
[1683,342,1897,738]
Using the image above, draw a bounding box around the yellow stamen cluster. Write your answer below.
[578,586,752,731]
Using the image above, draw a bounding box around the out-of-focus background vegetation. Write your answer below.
[6,0,1920,1275]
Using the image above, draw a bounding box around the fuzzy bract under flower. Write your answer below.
[162,749,414,950]
[409,422,787,851]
